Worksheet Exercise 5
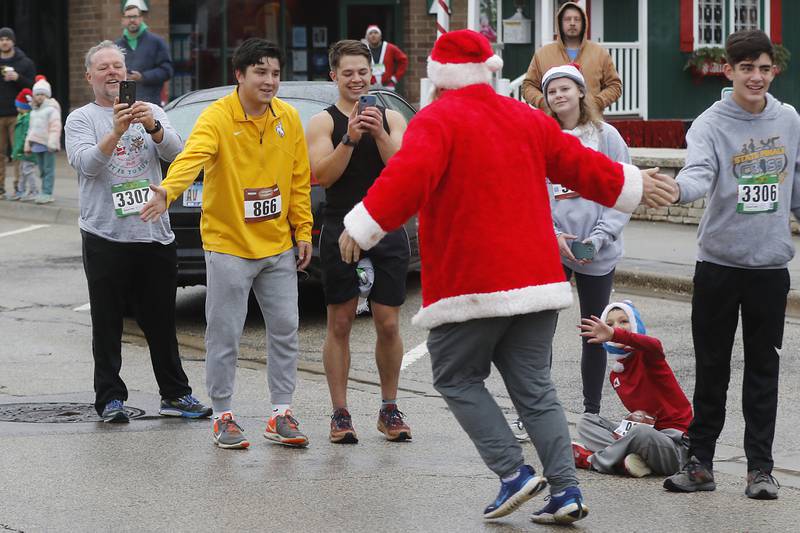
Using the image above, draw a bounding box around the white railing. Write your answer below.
[505,41,643,117]
[603,42,641,116]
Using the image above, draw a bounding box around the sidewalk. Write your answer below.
[3,154,800,312]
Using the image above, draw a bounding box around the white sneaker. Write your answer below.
[509,418,529,442]
[623,453,652,478]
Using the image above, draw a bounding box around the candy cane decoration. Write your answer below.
[436,0,450,39]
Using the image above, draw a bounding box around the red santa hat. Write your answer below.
[15,88,32,110]
[365,24,382,38]
[427,29,503,90]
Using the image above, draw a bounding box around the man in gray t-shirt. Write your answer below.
[65,40,210,423]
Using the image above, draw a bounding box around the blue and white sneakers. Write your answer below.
[159,394,212,418]
[483,464,548,519]
[101,399,129,423]
[530,486,589,524]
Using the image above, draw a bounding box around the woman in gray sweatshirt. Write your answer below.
[543,65,631,416]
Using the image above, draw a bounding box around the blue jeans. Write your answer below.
[35,151,55,195]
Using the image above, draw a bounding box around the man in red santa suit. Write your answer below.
[338,29,677,525]
[364,24,408,91]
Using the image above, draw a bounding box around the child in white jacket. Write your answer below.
[24,75,61,204]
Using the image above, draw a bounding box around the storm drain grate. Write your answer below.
[0,402,145,423]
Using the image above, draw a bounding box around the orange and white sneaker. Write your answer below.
[212,413,250,449]
[264,409,309,447]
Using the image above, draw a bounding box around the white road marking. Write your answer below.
[401,341,429,370]
[73,302,91,312]
[0,224,49,239]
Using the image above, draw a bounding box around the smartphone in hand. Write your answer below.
[570,240,596,261]
[358,94,377,114]
[118,80,136,107]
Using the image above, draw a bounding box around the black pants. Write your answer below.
[688,261,788,472]
[562,266,615,415]
[81,231,191,415]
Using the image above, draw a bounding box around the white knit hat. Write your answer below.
[541,63,586,102]
[32,75,51,98]
[427,29,503,90]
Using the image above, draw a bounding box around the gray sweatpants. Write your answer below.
[17,160,38,195]
[427,311,577,493]
[205,249,299,413]
[577,413,687,475]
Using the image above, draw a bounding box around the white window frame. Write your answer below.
[693,0,771,50]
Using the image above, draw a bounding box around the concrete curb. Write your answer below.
[615,267,800,317]
[0,200,79,225]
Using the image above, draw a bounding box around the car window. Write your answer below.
[376,92,416,123]
[166,98,329,140]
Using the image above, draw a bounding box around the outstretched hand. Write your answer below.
[578,315,615,344]
[139,184,168,222]
[640,167,680,207]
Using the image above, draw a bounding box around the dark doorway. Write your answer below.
[0,1,69,118]
[346,5,395,42]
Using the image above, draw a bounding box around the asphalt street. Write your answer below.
[1,216,799,532]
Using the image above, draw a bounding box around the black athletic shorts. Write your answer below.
[320,218,410,306]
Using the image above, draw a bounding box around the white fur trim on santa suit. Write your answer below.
[427,55,503,90]
[612,163,643,213]
[343,201,387,250]
[411,281,573,329]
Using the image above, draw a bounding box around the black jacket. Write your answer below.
[116,31,173,105]
[0,47,36,117]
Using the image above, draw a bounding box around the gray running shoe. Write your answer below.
[264,410,309,447]
[663,456,716,492]
[745,469,779,500]
[212,413,250,449]
[509,418,529,442]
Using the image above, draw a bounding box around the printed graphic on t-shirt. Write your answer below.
[107,125,151,179]
[732,136,787,215]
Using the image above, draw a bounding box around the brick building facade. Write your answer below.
[64,0,467,110]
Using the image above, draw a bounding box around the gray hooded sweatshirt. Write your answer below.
[550,121,632,275]
[677,93,800,269]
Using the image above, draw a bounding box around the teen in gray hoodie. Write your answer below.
[546,64,632,416]
[664,30,799,500]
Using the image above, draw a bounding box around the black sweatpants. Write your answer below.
[81,231,191,415]
[688,261,788,472]
[563,266,616,415]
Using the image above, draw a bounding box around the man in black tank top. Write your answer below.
[307,40,410,445]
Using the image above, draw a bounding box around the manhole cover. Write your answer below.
[0,402,145,423]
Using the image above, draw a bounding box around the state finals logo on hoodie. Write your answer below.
[733,136,788,181]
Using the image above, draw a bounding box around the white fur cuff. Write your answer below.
[613,163,643,213]
[427,59,494,90]
[343,201,386,251]
[412,281,573,329]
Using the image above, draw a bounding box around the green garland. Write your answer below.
[684,44,790,73]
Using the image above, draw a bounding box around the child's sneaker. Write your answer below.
[7,191,23,201]
[530,486,589,524]
[623,453,652,478]
[572,441,593,470]
[509,418,529,442]
[483,464,547,519]
[20,192,38,202]
[35,194,54,204]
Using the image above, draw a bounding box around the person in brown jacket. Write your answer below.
[522,2,621,111]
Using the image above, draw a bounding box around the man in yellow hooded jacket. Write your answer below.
[141,38,313,450]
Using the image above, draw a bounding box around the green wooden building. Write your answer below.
[496,0,798,120]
